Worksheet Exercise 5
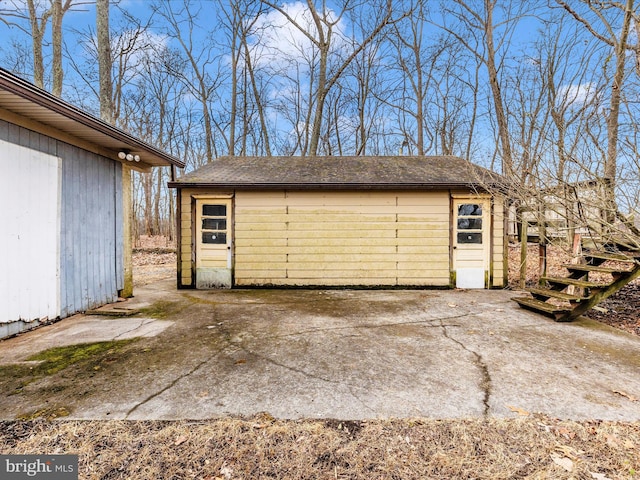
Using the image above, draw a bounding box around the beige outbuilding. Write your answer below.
[168,156,507,289]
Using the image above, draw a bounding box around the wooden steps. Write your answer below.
[562,264,633,277]
[512,297,571,321]
[512,244,640,322]
[542,276,607,289]
[528,287,585,302]
[583,252,638,263]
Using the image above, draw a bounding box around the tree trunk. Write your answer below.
[484,0,513,178]
[27,0,49,89]
[604,0,633,219]
[97,0,114,123]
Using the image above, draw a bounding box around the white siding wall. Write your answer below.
[234,190,451,287]
[0,138,60,325]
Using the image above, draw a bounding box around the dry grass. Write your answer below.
[1,415,638,479]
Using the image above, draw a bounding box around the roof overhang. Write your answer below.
[167,181,499,191]
[0,68,184,171]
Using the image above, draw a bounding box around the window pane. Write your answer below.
[458,204,482,216]
[202,218,226,230]
[457,218,482,230]
[203,204,226,216]
[457,232,482,244]
[202,232,227,244]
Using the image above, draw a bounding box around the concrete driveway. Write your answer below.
[1,279,639,421]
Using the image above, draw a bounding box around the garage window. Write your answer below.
[201,204,227,244]
[457,203,483,244]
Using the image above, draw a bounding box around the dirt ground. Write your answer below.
[1,236,638,479]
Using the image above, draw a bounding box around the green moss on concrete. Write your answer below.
[139,300,186,319]
[17,406,71,421]
[0,339,138,395]
[26,340,137,375]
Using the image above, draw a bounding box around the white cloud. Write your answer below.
[556,82,598,108]
[248,1,350,74]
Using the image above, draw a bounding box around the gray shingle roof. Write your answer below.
[169,155,504,190]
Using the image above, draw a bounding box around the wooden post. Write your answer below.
[520,219,527,289]
[538,242,547,286]
[120,164,134,298]
[567,233,583,297]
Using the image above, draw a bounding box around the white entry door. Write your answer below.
[453,199,490,288]
[195,198,233,288]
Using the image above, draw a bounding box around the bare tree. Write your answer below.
[261,0,405,156]
[437,0,534,177]
[0,0,79,95]
[96,0,113,122]
[557,0,636,223]
[152,0,226,163]
[388,0,432,156]
[50,0,73,95]
[25,0,51,89]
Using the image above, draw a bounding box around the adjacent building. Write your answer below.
[169,155,507,290]
[0,68,184,338]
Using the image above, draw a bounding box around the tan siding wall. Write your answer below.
[234,191,451,287]
[492,196,506,287]
[178,189,506,288]
[179,188,194,286]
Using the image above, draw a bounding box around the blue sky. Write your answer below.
[0,0,637,199]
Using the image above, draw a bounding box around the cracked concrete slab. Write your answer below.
[0,316,173,366]
[0,280,639,421]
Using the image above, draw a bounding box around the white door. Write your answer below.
[453,199,490,288]
[195,198,232,288]
[1,139,60,324]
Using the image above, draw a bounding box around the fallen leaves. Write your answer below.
[603,432,636,450]
[551,453,574,472]
[506,405,530,416]
[589,471,611,480]
[551,444,586,473]
[612,390,638,402]
[2,416,639,479]
[173,435,188,446]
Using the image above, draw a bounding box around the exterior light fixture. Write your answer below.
[117,150,141,162]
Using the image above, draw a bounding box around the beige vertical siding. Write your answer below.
[234,190,451,287]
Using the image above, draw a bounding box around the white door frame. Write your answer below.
[194,196,233,288]
[452,197,490,289]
